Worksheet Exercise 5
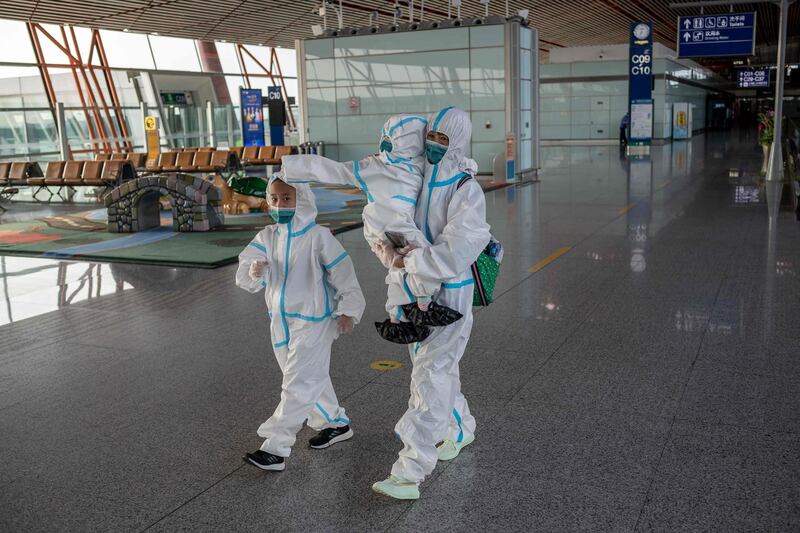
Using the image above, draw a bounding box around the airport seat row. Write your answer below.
[27,160,136,200]
[0,161,43,186]
[145,149,237,173]
[237,145,294,166]
[95,152,146,168]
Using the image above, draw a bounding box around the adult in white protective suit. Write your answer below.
[279,115,462,344]
[236,176,365,471]
[372,106,491,499]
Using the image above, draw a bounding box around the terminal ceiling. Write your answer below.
[3,1,799,56]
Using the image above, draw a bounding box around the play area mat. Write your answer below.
[0,180,509,268]
[0,185,366,268]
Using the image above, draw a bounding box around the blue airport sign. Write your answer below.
[737,68,769,88]
[677,12,756,58]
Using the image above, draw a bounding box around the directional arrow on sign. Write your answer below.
[683,32,691,42]
[683,19,691,29]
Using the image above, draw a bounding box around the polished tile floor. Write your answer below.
[2,133,799,531]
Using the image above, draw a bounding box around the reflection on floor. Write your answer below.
[2,132,799,531]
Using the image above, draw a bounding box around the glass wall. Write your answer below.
[539,58,724,141]
[303,24,508,171]
[0,19,297,161]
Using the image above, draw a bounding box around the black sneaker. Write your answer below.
[401,302,463,327]
[375,320,432,344]
[309,425,354,449]
[243,450,285,471]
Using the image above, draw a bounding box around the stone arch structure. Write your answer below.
[104,175,224,233]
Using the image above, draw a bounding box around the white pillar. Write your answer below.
[766,0,791,182]
[56,102,69,159]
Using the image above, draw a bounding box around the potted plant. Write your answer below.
[758,111,775,174]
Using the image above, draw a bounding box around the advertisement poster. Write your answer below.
[240,88,265,147]
[672,103,690,140]
[630,102,653,141]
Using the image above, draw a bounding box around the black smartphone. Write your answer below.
[384,231,408,249]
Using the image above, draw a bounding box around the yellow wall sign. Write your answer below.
[144,116,160,165]
[676,111,687,128]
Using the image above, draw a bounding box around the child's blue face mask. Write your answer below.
[379,136,393,153]
[425,140,448,164]
[269,207,295,224]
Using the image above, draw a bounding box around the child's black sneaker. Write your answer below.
[375,319,431,344]
[243,450,285,471]
[402,302,463,327]
[309,425,354,449]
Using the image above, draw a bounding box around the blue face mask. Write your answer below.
[269,207,295,224]
[425,140,448,164]
[379,137,393,153]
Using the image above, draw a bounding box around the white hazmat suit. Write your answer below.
[391,106,491,484]
[280,115,439,318]
[236,180,366,457]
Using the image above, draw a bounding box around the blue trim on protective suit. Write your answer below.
[315,402,351,425]
[388,115,427,136]
[452,408,464,443]
[249,242,267,253]
[290,222,316,237]
[323,251,348,270]
[353,160,374,202]
[443,278,474,289]
[391,195,417,205]
[431,106,454,131]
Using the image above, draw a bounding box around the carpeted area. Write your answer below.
[0,180,511,268]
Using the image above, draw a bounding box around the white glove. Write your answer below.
[374,240,401,269]
[249,260,268,280]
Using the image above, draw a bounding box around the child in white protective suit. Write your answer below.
[372,106,491,500]
[236,176,366,471]
[278,115,463,345]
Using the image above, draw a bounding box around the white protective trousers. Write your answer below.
[391,106,491,483]
[236,180,365,457]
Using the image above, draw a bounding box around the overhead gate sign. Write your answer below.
[677,13,756,58]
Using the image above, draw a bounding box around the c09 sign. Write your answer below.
[631,53,651,75]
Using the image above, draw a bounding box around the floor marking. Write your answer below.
[617,203,637,215]
[656,179,673,191]
[528,247,572,273]
[369,360,403,371]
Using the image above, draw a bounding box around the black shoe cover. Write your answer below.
[401,302,463,327]
[374,319,432,344]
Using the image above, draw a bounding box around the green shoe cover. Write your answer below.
[437,433,475,461]
[371,475,420,500]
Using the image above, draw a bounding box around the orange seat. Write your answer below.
[198,146,216,152]
[230,146,244,159]
[110,153,127,160]
[181,151,212,172]
[95,153,111,161]
[81,161,105,185]
[198,150,230,172]
[241,146,259,164]
[127,153,145,168]
[10,162,39,186]
[41,161,66,186]
[165,151,194,172]
[267,145,293,164]
[257,146,275,164]
[62,161,85,186]
[101,160,126,184]
[151,152,177,172]
[0,162,10,184]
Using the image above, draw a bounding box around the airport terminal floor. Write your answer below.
[2,132,799,531]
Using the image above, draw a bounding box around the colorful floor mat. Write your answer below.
[0,180,510,268]
[0,185,366,268]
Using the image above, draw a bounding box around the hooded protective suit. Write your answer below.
[279,115,439,316]
[390,107,491,483]
[236,178,366,457]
